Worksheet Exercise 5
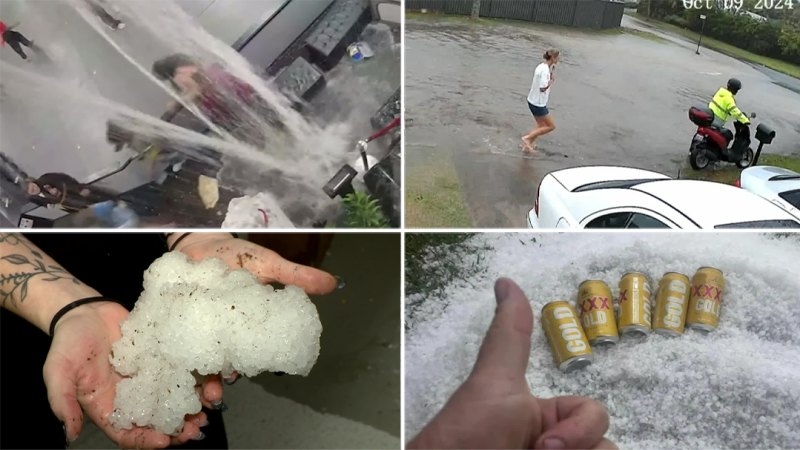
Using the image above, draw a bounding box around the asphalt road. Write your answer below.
[405,14,800,228]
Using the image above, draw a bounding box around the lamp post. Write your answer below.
[695,14,707,55]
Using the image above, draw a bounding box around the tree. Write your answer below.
[471,0,480,20]
[779,24,800,61]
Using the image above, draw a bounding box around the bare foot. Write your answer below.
[521,137,533,152]
[522,141,538,154]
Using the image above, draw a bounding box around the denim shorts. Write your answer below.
[528,102,549,117]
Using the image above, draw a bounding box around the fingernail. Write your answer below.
[543,437,565,449]
[494,278,510,304]
[274,371,286,376]
[199,417,209,427]
[223,375,238,385]
[212,400,229,412]
[336,276,346,289]
[62,423,69,448]
[192,431,206,441]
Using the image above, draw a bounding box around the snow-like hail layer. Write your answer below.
[110,252,321,434]
[405,233,800,449]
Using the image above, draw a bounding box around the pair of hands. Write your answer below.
[408,278,616,450]
[45,234,338,448]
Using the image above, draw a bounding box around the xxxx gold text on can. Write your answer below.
[618,272,652,337]
[577,280,619,346]
[541,300,593,373]
[653,272,690,337]
[686,266,724,333]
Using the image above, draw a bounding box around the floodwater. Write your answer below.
[405,14,800,228]
[0,0,400,227]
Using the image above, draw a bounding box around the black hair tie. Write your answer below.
[168,232,192,252]
[49,296,117,337]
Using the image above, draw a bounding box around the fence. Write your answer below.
[406,0,625,29]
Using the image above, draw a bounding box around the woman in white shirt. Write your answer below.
[522,49,560,153]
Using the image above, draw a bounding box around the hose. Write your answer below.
[365,117,401,143]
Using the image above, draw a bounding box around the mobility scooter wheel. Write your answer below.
[690,146,710,170]
[736,148,755,169]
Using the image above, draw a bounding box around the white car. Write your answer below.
[527,166,800,229]
[738,166,800,219]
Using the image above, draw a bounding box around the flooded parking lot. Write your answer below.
[405,13,800,228]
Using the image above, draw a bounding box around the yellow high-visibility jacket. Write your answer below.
[709,87,750,125]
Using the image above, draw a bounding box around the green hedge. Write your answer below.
[637,0,800,65]
[665,14,689,28]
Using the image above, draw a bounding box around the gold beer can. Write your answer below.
[618,272,652,337]
[686,266,724,333]
[653,272,691,337]
[577,280,619,346]
[541,300,593,373]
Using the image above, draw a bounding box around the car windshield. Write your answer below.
[715,220,800,229]
[778,189,800,209]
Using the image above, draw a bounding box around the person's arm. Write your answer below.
[0,233,102,334]
[164,232,338,294]
[166,231,232,252]
[730,100,750,125]
[160,100,184,122]
[538,67,552,93]
[1,233,205,447]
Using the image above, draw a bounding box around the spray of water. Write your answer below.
[0,62,314,181]
[2,0,381,225]
[66,0,230,140]
[65,0,354,187]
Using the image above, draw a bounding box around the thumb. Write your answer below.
[471,278,534,381]
[43,359,84,443]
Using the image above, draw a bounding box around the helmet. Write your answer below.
[727,78,742,94]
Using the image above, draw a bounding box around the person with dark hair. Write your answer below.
[522,48,560,153]
[0,20,35,61]
[151,54,285,147]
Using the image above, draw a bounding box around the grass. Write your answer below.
[405,233,477,297]
[681,153,800,184]
[405,233,492,326]
[622,27,669,44]
[407,10,613,34]
[405,153,473,228]
[629,13,800,79]
[406,10,495,26]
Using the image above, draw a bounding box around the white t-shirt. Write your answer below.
[527,62,551,107]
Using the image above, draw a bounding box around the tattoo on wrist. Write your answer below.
[0,234,82,308]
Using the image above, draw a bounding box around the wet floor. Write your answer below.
[405,14,800,228]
